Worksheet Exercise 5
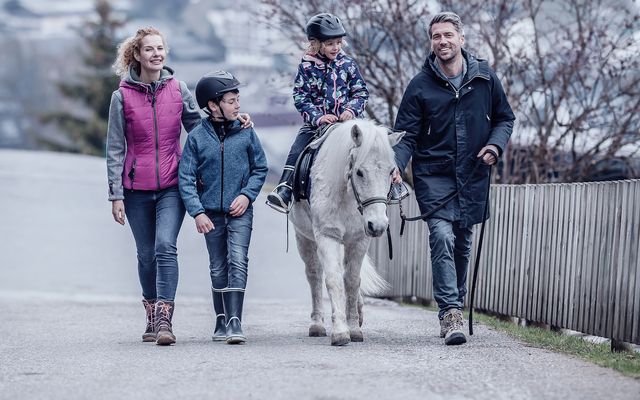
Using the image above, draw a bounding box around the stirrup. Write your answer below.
[266,184,292,214]
[266,195,290,214]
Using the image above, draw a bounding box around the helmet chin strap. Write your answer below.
[208,101,230,122]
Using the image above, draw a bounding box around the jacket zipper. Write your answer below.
[219,125,226,210]
[152,92,161,189]
[449,78,473,99]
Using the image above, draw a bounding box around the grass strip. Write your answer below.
[408,302,640,378]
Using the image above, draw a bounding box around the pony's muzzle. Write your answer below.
[365,220,387,237]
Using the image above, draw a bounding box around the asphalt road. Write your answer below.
[1,149,639,399]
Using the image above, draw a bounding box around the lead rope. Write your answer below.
[386,189,394,260]
[469,164,492,335]
[286,212,289,253]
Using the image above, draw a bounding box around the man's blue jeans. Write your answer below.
[203,208,253,292]
[426,218,474,319]
[124,186,185,301]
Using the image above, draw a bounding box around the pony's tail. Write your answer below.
[360,255,390,296]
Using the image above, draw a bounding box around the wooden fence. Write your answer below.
[369,179,640,344]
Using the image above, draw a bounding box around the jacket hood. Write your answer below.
[122,65,175,89]
[202,117,244,136]
[301,50,345,68]
[422,49,489,82]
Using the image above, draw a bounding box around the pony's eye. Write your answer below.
[356,169,364,177]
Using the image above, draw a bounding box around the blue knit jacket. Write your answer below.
[179,117,268,217]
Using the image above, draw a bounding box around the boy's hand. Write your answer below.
[229,195,250,217]
[339,110,354,121]
[195,213,214,234]
[318,114,338,125]
[238,113,254,129]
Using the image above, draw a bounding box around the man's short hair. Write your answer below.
[428,12,464,37]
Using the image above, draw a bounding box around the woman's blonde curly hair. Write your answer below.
[113,27,168,79]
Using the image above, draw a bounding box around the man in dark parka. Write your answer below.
[392,12,515,345]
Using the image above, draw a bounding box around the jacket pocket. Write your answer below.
[424,159,454,175]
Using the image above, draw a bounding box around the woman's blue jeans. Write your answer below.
[124,186,185,301]
[203,208,253,292]
[426,218,474,319]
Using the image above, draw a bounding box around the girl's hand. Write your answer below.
[195,213,214,234]
[229,195,250,217]
[238,113,254,129]
[111,200,125,225]
[339,110,354,121]
[318,114,338,125]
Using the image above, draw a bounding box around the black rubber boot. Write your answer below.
[266,166,295,213]
[141,299,156,342]
[211,289,226,341]
[223,290,246,344]
[155,300,176,346]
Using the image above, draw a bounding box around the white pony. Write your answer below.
[290,119,404,346]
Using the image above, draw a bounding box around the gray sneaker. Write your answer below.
[443,309,467,346]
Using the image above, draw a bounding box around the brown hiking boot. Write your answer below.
[439,317,447,338]
[443,309,467,346]
[155,300,176,346]
[142,299,156,342]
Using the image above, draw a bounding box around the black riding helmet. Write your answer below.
[195,70,241,110]
[305,13,346,41]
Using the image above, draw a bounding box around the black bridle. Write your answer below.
[347,166,389,215]
[347,158,395,259]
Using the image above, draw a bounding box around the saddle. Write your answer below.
[292,124,336,202]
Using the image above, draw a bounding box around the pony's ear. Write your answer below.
[351,124,363,147]
[387,129,405,147]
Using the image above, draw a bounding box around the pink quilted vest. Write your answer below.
[120,78,183,190]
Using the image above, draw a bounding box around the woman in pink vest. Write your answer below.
[106,27,251,346]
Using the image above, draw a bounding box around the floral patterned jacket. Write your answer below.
[292,51,369,127]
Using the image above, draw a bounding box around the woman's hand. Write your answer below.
[229,195,250,217]
[339,109,354,121]
[318,114,338,125]
[111,200,125,225]
[195,213,214,234]
[238,113,254,129]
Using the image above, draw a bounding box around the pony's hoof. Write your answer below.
[309,324,327,337]
[350,328,364,342]
[330,332,351,346]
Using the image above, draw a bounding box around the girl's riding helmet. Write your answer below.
[305,13,346,41]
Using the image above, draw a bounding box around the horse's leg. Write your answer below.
[316,234,350,346]
[344,238,369,342]
[295,232,326,337]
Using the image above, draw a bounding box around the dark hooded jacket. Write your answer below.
[394,49,515,227]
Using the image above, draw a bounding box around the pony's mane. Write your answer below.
[320,119,396,181]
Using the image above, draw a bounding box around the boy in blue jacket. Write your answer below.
[179,70,267,344]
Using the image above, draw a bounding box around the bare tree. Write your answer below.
[261,0,640,183]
